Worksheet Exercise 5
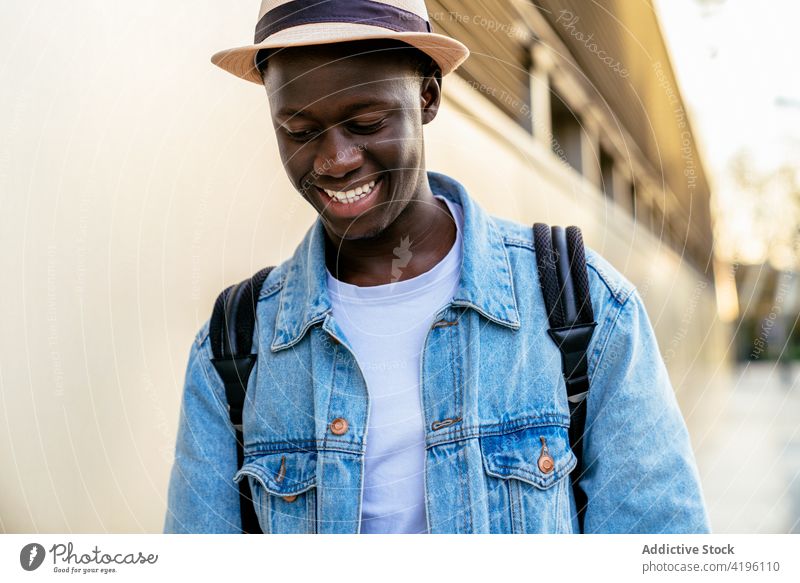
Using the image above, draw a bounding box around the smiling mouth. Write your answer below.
[320,179,378,204]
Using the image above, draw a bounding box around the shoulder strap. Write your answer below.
[533,223,596,533]
[209,265,274,534]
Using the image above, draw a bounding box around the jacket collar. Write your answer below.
[270,171,520,352]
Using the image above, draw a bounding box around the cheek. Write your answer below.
[277,141,312,185]
[393,132,423,175]
[399,139,418,164]
[373,119,421,168]
[396,114,423,162]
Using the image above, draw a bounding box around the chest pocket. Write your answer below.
[480,423,577,533]
[234,450,317,534]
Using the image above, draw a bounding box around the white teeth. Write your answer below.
[323,179,377,204]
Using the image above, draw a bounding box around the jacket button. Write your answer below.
[538,454,555,474]
[282,495,297,503]
[329,417,349,435]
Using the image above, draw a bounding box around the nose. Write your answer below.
[313,129,363,179]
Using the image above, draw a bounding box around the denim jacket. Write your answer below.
[164,172,710,534]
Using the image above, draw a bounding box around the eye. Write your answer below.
[283,127,319,142]
[347,118,386,135]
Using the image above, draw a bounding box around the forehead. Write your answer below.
[264,44,419,117]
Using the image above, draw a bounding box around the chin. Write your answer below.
[325,204,397,242]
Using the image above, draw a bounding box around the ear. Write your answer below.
[420,65,442,125]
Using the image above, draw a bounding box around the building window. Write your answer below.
[550,90,583,173]
[600,147,615,200]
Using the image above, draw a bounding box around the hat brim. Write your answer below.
[210,22,470,85]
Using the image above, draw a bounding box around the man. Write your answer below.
[165,0,710,534]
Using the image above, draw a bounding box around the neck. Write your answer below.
[324,179,456,287]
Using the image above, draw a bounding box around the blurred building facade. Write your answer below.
[431,0,714,271]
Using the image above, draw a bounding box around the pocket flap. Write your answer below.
[480,424,577,489]
[233,451,317,496]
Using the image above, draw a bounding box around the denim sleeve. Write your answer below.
[163,322,242,533]
[581,290,711,533]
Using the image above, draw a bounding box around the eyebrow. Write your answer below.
[276,99,396,120]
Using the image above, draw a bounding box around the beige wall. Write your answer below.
[0,1,728,532]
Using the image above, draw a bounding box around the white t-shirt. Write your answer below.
[325,195,464,534]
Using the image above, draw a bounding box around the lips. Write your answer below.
[321,178,377,204]
[314,177,384,218]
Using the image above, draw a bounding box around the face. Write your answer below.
[262,42,441,241]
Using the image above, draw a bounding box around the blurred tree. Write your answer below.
[729,151,800,269]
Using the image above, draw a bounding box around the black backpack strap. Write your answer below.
[533,223,597,532]
[209,265,274,534]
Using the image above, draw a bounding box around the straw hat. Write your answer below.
[211,0,470,84]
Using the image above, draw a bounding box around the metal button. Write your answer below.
[282,495,297,503]
[538,454,555,474]
[538,436,554,473]
[329,417,349,435]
